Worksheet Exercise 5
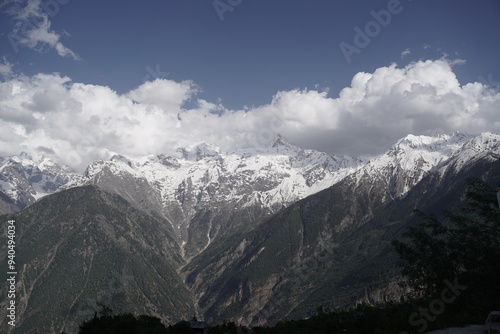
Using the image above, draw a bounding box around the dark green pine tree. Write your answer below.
[78,312,168,334]
[392,178,500,320]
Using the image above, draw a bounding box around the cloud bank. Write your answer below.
[1,59,499,171]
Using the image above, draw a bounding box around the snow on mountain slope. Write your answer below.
[2,132,498,222]
[442,132,500,173]
[54,136,366,256]
[68,135,365,216]
[351,132,474,200]
[0,153,79,212]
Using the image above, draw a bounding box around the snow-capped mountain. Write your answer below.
[180,133,500,328]
[349,132,474,202]
[0,135,365,256]
[1,132,498,218]
[442,132,500,173]
[1,132,498,256]
[0,152,78,212]
[2,132,500,333]
[63,135,365,257]
[73,135,364,212]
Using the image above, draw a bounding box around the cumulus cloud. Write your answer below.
[4,0,79,59]
[0,59,499,171]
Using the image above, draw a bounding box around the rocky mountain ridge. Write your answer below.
[1,135,363,214]
[2,132,496,257]
[2,135,367,257]
[2,132,486,215]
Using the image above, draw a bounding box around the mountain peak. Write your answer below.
[19,151,34,159]
[450,132,500,167]
[5,151,35,166]
[110,154,135,167]
[271,134,291,148]
[467,132,500,148]
[360,132,475,198]
[393,132,471,152]
[1,152,70,173]
[177,141,221,161]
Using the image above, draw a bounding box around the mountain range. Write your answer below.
[1,135,364,259]
[1,132,499,333]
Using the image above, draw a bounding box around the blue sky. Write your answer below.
[0,0,499,169]
[2,0,499,108]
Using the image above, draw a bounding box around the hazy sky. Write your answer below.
[0,0,499,170]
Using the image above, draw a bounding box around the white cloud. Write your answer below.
[401,48,411,58]
[0,58,14,78]
[5,0,79,60]
[127,79,198,112]
[0,59,499,171]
